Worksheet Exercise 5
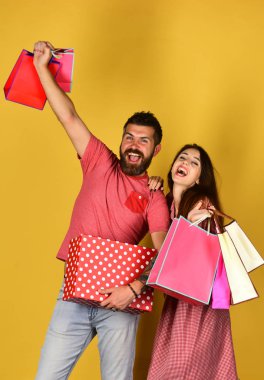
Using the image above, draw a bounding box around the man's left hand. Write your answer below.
[99,286,135,310]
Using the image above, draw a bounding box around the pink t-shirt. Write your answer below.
[57,135,170,261]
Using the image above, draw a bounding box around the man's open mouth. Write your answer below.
[125,150,144,164]
[128,152,142,163]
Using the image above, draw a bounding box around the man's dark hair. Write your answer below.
[123,111,162,146]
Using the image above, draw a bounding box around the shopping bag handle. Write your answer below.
[190,214,210,227]
[189,208,234,235]
[51,48,73,59]
[212,209,233,221]
[211,209,234,234]
[190,214,211,235]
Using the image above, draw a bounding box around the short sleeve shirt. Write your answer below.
[57,135,170,261]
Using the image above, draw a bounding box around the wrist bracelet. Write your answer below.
[127,283,139,298]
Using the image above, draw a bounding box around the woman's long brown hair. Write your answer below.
[167,144,224,231]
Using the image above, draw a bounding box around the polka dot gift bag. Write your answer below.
[63,235,157,313]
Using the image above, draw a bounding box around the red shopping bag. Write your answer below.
[147,216,221,305]
[51,48,74,92]
[63,235,157,313]
[4,50,60,110]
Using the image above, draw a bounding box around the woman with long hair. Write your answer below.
[147,144,238,380]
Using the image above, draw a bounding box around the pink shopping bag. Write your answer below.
[211,253,231,309]
[51,48,74,92]
[147,216,221,305]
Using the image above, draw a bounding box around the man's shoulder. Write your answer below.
[89,134,110,151]
[81,134,119,169]
[146,189,170,229]
[151,189,167,201]
[146,188,168,209]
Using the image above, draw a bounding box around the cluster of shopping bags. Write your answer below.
[62,214,263,313]
[4,48,74,110]
[147,215,263,308]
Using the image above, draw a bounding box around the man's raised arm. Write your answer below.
[33,41,91,157]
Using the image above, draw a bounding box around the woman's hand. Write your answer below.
[148,176,164,191]
[187,200,214,223]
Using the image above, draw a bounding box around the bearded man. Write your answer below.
[33,41,169,380]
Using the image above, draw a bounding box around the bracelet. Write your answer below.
[127,283,139,298]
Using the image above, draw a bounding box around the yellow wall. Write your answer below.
[1,1,264,379]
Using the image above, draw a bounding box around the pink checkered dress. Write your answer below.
[147,297,238,380]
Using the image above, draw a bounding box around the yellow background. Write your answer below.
[1,1,264,379]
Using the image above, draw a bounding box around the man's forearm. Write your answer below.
[35,65,77,126]
[33,41,91,157]
[136,258,156,286]
[131,231,167,289]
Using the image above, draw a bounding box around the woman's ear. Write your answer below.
[196,179,200,184]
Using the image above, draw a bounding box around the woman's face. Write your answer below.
[171,148,201,190]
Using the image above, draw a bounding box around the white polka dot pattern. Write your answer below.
[63,235,157,313]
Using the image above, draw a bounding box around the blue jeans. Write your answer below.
[35,285,140,380]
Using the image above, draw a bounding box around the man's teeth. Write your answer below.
[128,152,141,162]
[129,153,140,157]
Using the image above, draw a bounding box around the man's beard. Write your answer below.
[119,148,154,176]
